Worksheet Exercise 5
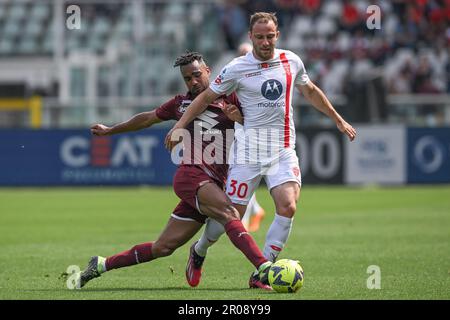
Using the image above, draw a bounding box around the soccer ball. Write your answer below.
[268,259,304,293]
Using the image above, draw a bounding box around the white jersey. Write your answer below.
[210,49,310,164]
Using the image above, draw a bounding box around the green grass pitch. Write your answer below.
[0,185,449,300]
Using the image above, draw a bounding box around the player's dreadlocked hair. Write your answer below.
[173,51,205,68]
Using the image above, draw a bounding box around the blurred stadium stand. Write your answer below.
[0,0,448,128]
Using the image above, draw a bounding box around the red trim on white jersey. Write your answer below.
[280,53,292,148]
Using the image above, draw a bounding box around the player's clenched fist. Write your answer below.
[336,120,357,142]
[222,104,243,124]
[91,124,111,136]
[165,126,183,151]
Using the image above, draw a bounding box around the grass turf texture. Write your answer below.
[0,186,449,300]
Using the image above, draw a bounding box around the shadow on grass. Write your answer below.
[20,286,271,293]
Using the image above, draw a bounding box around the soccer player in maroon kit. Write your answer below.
[78,52,272,290]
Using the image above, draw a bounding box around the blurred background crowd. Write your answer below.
[0,0,448,128]
[219,0,449,94]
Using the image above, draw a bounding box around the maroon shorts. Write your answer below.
[172,165,224,224]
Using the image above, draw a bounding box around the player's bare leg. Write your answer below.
[234,203,248,219]
[152,218,203,258]
[186,182,272,290]
[195,182,240,224]
[78,218,202,288]
[264,181,300,262]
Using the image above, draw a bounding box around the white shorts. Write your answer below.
[226,149,302,205]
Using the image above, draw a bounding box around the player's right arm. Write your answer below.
[165,61,240,150]
[91,110,162,136]
[164,88,220,150]
[176,88,220,130]
[290,51,356,141]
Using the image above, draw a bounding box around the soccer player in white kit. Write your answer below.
[166,12,356,289]
[236,42,266,233]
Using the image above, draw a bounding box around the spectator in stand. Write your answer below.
[274,0,299,30]
[388,63,413,94]
[299,0,321,17]
[447,62,450,93]
[413,56,441,94]
[340,0,362,34]
[217,0,247,51]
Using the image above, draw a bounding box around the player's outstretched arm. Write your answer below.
[297,82,356,141]
[91,110,162,136]
[165,88,220,150]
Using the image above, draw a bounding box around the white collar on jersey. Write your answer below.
[248,48,281,63]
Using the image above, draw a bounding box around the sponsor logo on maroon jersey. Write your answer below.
[178,100,191,113]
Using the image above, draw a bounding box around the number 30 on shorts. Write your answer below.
[227,180,248,198]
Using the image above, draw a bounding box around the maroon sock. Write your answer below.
[105,242,154,271]
[224,220,268,269]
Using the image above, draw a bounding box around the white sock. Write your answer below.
[263,213,293,262]
[194,218,225,257]
[250,197,262,216]
[98,256,107,273]
[241,194,256,226]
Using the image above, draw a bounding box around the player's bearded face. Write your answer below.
[249,20,279,61]
[181,61,211,97]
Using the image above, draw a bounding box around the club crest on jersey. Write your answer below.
[214,68,227,84]
[261,79,283,100]
[214,75,223,84]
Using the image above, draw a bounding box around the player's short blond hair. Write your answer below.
[249,12,278,32]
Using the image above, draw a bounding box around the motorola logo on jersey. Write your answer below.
[261,79,283,100]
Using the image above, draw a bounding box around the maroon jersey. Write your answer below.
[156,91,240,184]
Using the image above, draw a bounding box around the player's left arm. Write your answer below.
[297,81,356,141]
